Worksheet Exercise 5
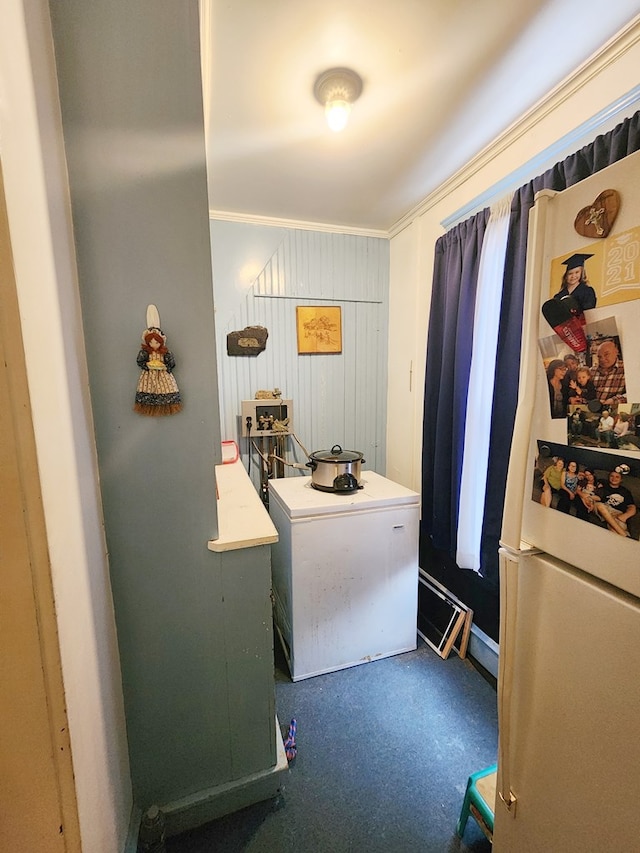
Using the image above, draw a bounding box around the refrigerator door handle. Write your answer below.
[499,789,517,812]
[497,547,522,819]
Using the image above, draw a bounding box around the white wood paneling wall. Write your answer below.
[211,221,389,480]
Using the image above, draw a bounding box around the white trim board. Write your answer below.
[209,208,388,239]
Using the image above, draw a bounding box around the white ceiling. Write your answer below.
[202,1,639,233]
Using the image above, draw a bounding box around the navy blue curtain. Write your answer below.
[421,208,489,556]
[479,110,640,583]
[420,111,640,641]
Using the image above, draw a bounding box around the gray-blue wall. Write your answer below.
[49,0,277,811]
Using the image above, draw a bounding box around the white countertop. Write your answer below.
[208,459,278,552]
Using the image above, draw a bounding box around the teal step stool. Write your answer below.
[456,763,497,842]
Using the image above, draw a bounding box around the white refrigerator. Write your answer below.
[495,151,640,851]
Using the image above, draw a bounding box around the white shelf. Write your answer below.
[208,459,278,552]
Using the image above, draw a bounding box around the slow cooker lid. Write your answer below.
[310,444,363,463]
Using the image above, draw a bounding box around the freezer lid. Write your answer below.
[267,471,420,519]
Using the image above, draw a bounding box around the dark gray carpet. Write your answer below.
[167,638,497,853]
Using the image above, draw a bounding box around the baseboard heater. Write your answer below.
[467,624,499,680]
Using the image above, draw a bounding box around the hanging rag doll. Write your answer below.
[134,326,182,416]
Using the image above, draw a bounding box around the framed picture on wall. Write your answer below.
[296,305,342,354]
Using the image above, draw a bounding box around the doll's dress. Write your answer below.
[134,349,182,415]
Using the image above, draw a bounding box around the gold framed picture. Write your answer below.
[296,306,342,354]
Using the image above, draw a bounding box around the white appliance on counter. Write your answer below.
[268,472,419,681]
[495,151,640,852]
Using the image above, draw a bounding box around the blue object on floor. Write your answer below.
[456,763,497,842]
[284,718,297,761]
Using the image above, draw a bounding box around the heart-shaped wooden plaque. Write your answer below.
[574,189,620,239]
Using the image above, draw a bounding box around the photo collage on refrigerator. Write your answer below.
[534,190,640,541]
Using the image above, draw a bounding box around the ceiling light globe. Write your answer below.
[314,68,362,133]
[326,100,351,132]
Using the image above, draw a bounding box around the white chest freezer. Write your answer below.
[268,472,420,681]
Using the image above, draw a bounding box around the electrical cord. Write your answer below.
[246,417,311,478]
[290,430,311,459]
[251,439,270,464]
[246,417,252,475]
[257,429,310,472]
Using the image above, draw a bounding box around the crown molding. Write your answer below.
[389,15,640,238]
[209,209,388,239]
[439,83,640,231]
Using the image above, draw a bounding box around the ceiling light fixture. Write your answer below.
[313,68,363,133]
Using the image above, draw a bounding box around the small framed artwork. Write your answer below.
[296,305,342,354]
